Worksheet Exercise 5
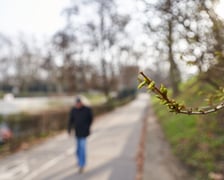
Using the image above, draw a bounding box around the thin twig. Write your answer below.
[139,72,224,115]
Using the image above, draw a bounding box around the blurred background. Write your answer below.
[0,0,224,104]
[0,0,224,179]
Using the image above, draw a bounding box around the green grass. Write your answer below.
[151,79,224,179]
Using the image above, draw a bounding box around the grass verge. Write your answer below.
[152,79,224,180]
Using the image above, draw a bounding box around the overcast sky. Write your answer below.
[215,0,224,18]
[0,0,139,38]
[0,0,223,37]
[0,0,70,37]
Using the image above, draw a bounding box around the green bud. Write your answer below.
[138,81,147,89]
[147,81,155,90]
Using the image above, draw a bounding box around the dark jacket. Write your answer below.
[68,106,93,138]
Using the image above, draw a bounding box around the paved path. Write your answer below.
[143,99,190,180]
[0,94,149,180]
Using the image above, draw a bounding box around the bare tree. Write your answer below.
[0,34,12,89]
[143,0,181,96]
[52,30,77,93]
[12,37,42,93]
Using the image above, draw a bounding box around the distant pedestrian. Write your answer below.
[68,97,93,173]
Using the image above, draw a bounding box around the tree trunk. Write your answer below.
[168,19,181,96]
[100,4,109,98]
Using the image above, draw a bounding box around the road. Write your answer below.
[0,94,149,180]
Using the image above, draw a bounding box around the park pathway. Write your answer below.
[143,98,190,180]
[0,94,149,180]
[0,94,190,180]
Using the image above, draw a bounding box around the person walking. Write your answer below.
[68,97,93,173]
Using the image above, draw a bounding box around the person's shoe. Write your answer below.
[78,167,84,174]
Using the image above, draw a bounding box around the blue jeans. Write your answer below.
[76,138,86,168]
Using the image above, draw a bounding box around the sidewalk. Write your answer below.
[143,101,190,180]
[0,94,149,180]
